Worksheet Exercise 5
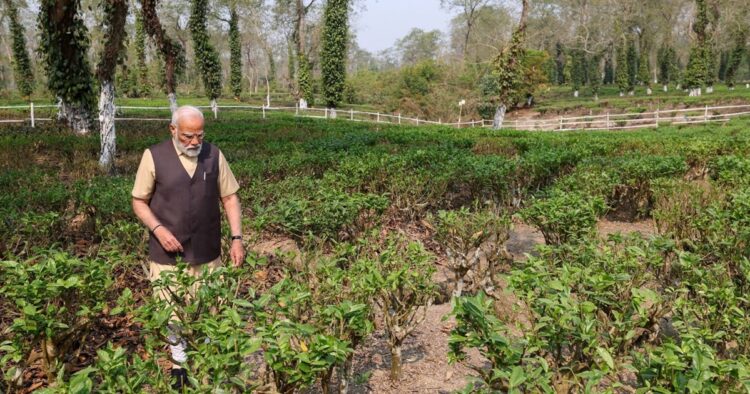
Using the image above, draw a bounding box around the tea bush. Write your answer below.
[430,206,512,296]
[519,191,607,245]
[0,251,113,386]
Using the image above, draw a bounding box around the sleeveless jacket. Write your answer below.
[148,139,221,264]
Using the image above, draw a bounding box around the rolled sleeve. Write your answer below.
[132,149,156,200]
[218,150,240,197]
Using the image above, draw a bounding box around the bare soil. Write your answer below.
[344,303,485,394]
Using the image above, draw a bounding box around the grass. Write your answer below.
[533,83,750,115]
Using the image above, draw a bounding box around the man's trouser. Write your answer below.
[148,257,223,367]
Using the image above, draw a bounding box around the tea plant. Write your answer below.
[253,277,350,393]
[429,206,512,297]
[448,292,554,393]
[0,251,113,386]
[353,234,437,381]
[135,262,262,392]
[519,191,607,245]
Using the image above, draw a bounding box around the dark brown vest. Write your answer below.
[148,139,221,264]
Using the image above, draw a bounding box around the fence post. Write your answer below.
[350,108,353,120]
[30,102,35,128]
[325,108,328,119]
[655,108,659,127]
[262,105,266,119]
[559,116,563,131]
[704,105,708,122]
[606,112,610,130]
[398,112,401,125]
[376,112,380,123]
[295,102,299,116]
[213,105,218,119]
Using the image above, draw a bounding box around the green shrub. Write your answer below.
[519,191,607,245]
[0,251,113,386]
[449,292,553,393]
[429,206,511,297]
[708,155,750,188]
[353,234,436,381]
[136,262,261,392]
[608,156,687,220]
[256,187,388,242]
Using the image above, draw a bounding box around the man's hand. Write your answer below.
[154,226,184,253]
[230,239,245,267]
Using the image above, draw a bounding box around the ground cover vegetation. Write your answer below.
[3,0,750,124]
[2,112,750,392]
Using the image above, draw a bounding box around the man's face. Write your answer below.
[170,114,204,157]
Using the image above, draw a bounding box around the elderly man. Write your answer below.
[131,105,245,389]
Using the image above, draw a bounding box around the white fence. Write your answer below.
[1,102,750,132]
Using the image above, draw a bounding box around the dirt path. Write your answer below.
[344,303,484,393]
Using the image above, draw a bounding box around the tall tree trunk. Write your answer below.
[141,0,183,113]
[210,98,218,118]
[97,0,127,173]
[492,104,507,129]
[462,22,472,59]
[98,80,117,172]
[293,0,315,105]
[40,0,96,134]
[168,93,178,113]
[58,100,93,135]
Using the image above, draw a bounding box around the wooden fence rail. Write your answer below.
[1,102,750,132]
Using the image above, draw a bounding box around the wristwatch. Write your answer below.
[230,235,242,241]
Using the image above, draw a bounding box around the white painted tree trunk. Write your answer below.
[746,83,749,89]
[646,87,652,95]
[628,91,635,96]
[265,77,271,107]
[663,85,668,92]
[98,80,117,173]
[328,108,337,119]
[299,98,308,109]
[58,98,92,135]
[492,104,506,129]
[210,98,218,119]
[593,94,598,101]
[168,93,178,113]
[619,92,624,97]
[573,90,579,98]
[706,86,713,94]
[688,88,702,97]
[730,86,735,91]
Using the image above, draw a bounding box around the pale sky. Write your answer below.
[353,0,453,53]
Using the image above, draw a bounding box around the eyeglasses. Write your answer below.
[179,132,204,142]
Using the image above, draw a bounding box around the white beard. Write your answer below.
[174,137,202,157]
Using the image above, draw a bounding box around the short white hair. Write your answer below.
[171,105,204,127]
